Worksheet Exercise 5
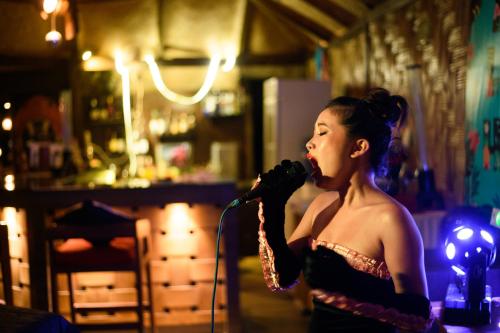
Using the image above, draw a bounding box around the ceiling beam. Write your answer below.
[271,0,346,36]
[239,0,253,56]
[325,0,369,18]
[155,53,307,66]
[251,0,332,44]
[330,0,415,45]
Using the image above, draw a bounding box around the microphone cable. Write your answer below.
[211,199,240,333]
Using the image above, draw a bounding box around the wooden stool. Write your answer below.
[46,200,154,332]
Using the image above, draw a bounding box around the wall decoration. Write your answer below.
[465,0,500,206]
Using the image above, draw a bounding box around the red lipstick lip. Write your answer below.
[306,153,320,180]
[306,153,318,169]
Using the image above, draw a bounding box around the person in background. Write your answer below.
[256,88,437,332]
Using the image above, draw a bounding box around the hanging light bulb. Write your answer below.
[43,0,59,14]
[45,30,62,45]
[45,12,61,46]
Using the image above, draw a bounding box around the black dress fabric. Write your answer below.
[303,244,427,333]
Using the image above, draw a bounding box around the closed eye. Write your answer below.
[318,131,327,136]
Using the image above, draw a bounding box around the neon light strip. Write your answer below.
[144,54,221,105]
[115,51,137,177]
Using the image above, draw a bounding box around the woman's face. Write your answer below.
[306,109,355,189]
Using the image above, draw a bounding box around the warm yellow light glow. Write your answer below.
[82,50,92,61]
[165,203,192,235]
[4,174,15,191]
[3,102,11,110]
[2,207,17,225]
[2,117,12,131]
[144,53,222,105]
[0,148,2,157]
[82,55,114,71]
[114,50,137,177]
[222,52,236,72]
[43,0,59,14]
[45,30,62,44]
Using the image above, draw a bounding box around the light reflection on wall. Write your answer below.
[164,203,193,236]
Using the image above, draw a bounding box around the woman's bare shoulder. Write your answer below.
[372,196,420,239]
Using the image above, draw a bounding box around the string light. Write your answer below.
[3,102,11,110]
[144,53,222,105]
[222,50,236,72]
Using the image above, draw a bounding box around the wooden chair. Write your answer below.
[46,200,154,332]
[0,223,13,306]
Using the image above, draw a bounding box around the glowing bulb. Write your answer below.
[82,50,92,61]
[43,0,59,14]
[446,242,456,260]
[4,175,14,183]
[480,230,494,244]
[0,148,2,157]
[3,102,11,110]
[476,247,482,253]
[465,251,469,258]
[457,228,473,240]
[45,30,62,44]
[2,117,12,131]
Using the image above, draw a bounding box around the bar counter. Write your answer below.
[0,181,240,332]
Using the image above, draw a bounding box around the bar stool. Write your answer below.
[0,223,13,306]
[46,200,154,332]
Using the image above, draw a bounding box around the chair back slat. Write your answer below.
[0,223,13,306]
[47,223,136,240]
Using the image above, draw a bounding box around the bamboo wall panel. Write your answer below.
[330,0,469,205]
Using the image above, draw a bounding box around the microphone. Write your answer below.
[229,160,310,208]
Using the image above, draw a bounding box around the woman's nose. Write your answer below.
[306,140,314,151]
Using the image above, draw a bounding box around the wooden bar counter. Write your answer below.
[0,182,240,332]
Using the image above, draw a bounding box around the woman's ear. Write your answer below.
[350,138,370,158]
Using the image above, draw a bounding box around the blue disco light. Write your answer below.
[443,222,496,325]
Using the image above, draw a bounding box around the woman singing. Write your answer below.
[257,88,434,332]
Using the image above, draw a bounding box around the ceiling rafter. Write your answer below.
[250,0,329,47]
[307,0,358,27]
[325,0,369,18]
[271,0,346,37]
[330,0,414,45]
[239,0,253,56]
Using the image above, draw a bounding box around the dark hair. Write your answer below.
[324,88,408,175]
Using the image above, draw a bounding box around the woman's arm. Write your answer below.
[259,191,338,291]
[381,204,428,297]
[380,204,432,329]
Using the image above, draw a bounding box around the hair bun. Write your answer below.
[363,88,408,127]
